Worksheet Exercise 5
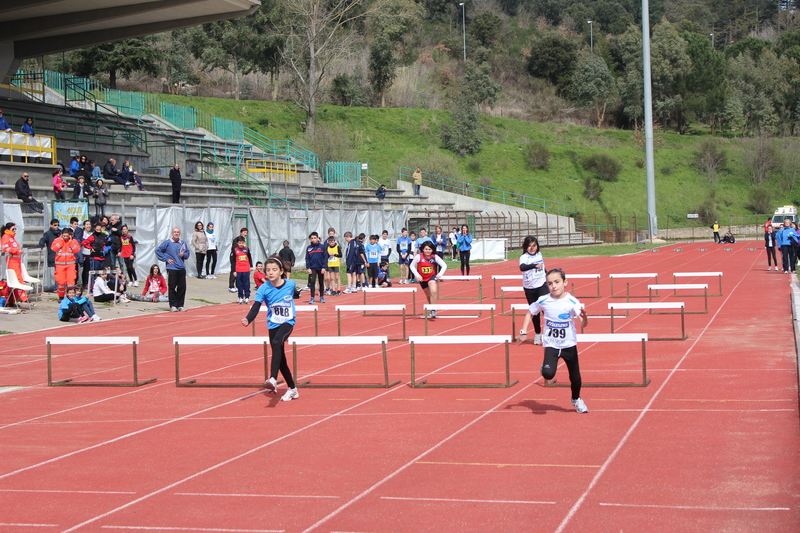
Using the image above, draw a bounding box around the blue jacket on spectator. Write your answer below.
[70,159,81,176]
[155,238,190,271]
[457,232,473,251]
[305,242,329,270]
[0,116,11,131]
[777,226,798,247]
[21,122,35,135]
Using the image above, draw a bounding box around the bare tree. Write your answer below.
[695,138,727,186]
[741,136,779,186]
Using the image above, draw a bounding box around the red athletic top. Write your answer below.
[417,254,436,282]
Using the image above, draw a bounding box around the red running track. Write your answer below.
[1,243,798,532]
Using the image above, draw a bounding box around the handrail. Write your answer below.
[0,131,56,162]
[1,73,45,102]
[244,127,319,171]
[398,167,577,216]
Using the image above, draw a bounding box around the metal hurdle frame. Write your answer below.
[544,333,650,388]
[648,284,708,314]
[253,305,318,336]
[672,272,723,297]
[291,336,400,389]
[362,287,418,315]
[492,275,521,299]
[46,337,156,387]
[337,304,408,341]
[173,337,282,388]
[610,273,658,298]
[568,274,602,298]
[423,304,495,335]
[499,286,526,314]
[409,335,518,388]
[609,302,688,341]
[437,275,483,302]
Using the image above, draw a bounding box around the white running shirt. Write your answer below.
[528,293,581,349]
[520,252,545,289]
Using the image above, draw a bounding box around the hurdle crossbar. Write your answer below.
[609,302,687,341]
[423,304,495,335]
[291,336,399,388]
[46,337,155,387]
[337,304,407,340]
[492,275,521,298]
[362,287,417,315]
[672,272,723,297]
[544,333,650,388]
[568,274,602,298]
[437,275,483,302]
[408,335,518,388]
[173,337,282,388]
[648,284,708,314]
[500,286,526,314]
[610,273,658,298]
[508,303,590,337]
[253,305,318,336]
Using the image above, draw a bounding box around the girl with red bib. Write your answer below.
[410,241,448,318]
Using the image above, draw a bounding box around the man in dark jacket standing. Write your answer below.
[169,163,182,203]
[15,172,43,212]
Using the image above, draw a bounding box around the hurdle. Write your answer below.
[46,337,156,387]
[568,274,602,298]
[362,287,418,315]
[437,275,483,301]
[648,284,708,314]
[253,305,318,336]
[291,336,400,388]
[337,304,407,340]
[672,272,723,297]
[609,302,687,341]
[499,286,526,314]
[544,333,650,388]
[423,304,495,335]
[408,335,518,388]
[508,303,591,336]
[174,337,282,388]
[492,275,521,298]
[610,273,658,298]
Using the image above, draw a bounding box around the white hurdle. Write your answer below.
[290,336,400,388]
[500,286,526,314]
[173,337,282,388]
[422,304,496,335]
[508,303,591,337]
[610,273,659,298]
[254,305,318,336]
[46,336,155,387]
[491,275,521,298]
[543,333,651,388]
[648,283,708,314]
[672,272,723,296]
[336,304,408,340]
[408,335,518,388]
[437,274,483,301]
[567,274,602,298]
[608,302,688,341]
[362,286,418,315]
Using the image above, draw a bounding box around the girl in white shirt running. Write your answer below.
[516,268,589,413]
[519,235,548,345]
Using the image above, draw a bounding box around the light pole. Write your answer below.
[587,20,593,54]
[710,33,714,48]
[459,3,466,62]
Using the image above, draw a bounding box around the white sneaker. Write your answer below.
[264,377,278,394]
[571,398,589,413]
[238,298,244,304]
[244,298,249,304]
[281,388,299,401]
[533,334,542,345]
[228,287,237,293]
[343,288,353,294]
[119,296,130,303]
[170,306,178,312]
[178,307,186,312]
[91,314,101,321]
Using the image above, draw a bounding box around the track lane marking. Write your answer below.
[381,496,556,505]
[416,461,600,468]
[598,502,790,511]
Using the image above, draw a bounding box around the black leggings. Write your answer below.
[459,250,471,275]
[781,245,796,272]
[541,346,582,400]
[195,253,206,277]
[368,263,379,286]
[766,246,777,267]
[124,258,137,281]
[308,269,325,298]
[59,303,86,321]
[269,323,295,388]
[524,285,549,334]
[206,250,217,275]
[94,293,115,303]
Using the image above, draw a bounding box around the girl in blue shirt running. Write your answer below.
[241,257,299,401]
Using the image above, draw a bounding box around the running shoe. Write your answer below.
[228,287,237,293]
[238,298,244,304]
[571,398,589,413]
[78,316,90,323]
[320,297,326,303]
[264,377,278,393]
[119,296,130,303]
[281,388,299,401]
[429,310,437,318]
[178,307,186,312]
[533,334,542,345]
[244,298,249,304]
[343,288,353,294]
[170,306,178,312]
[308,297,315,304]
[91,314,101,321]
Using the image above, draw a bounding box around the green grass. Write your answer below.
[0,331,12,335]
[155,95,797,226]
[190,298,220,305]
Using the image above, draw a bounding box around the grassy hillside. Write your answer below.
[158,94,800,227]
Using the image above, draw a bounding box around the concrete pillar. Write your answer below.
[0,41,21,78]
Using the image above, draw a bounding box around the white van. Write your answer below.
[772,206,797,230]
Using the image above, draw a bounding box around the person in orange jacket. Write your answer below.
[51,227,81,298]
[1,222,27,303]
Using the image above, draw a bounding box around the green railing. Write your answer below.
[200,150,304,209]
[324,161,361,188]
[243,127,319,171]
[398,167,577,217]
[160,102,196,130]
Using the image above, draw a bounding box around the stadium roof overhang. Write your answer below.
[0,0,260,75]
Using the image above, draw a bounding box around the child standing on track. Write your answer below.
[241,257,299,402]
[396,227,411,284]
[410,241,448,318]
[379,230,392,265]
[765,225,778,271]
[516,268,589,413]
[305,231,328,303]
[325,235,342,296]
[365,234,382,288]
[343,232,364,293]
[520,235,548,345]
[457,225,473,275]
[233,237,253,304]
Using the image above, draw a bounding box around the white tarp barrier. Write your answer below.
[0,132,53,159]
[470,238,506,260]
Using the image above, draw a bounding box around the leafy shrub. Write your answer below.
[257,116,270,126]
[467,159,481,173]
[525,141,550,170]
[583,176,603,200]
[749,185,773,214]
[479,175,492,188]
[582,153,623,181]
[695,138,727,185]
[635,158,644,168]
[660,166,672,176]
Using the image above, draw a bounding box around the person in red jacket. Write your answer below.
[139,264,168,302]
[118,225,138,287]
[51,228,81,298]
[1,222,27,303]
[0,278,9,307]
[233,237,253,304]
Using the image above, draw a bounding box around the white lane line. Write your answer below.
[174,493,338,499]
[0,489,135,494]
[552,253,758,533]
[381,496,555,505]
[101,527,283,532]
[599,502,790,511]
[0,524,58,528]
